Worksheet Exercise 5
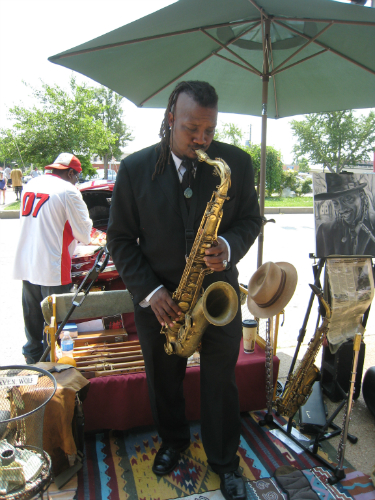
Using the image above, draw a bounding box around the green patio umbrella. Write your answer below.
[49,0,375,266]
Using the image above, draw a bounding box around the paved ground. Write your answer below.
[1,186,374,477]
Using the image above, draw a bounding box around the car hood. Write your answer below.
[79,179,115,192]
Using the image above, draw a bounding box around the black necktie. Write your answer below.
[181,159,195,209]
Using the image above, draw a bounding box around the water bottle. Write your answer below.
[61,332,74,358]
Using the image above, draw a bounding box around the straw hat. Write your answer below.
[247,262,298,318]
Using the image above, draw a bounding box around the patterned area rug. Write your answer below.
[75,411,375,500]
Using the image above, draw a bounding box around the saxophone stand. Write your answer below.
[287,256,325,379]
[272,408,337,472]
[259,317,275,426]
[311,290,372,453]
[309,383,358,453]
[328,333,363,485]
[271,283,337,471]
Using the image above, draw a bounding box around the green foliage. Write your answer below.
[215,122,283,195]
[264,196,313,207]
[75,155,97,179]
[245,144,260,183]
[245,144,283,196]
[281,171,299,193]
[291,110,375,173]
[298,157,310,173]
[0,77,133,177]
[280,171,312,197]
[4,201,21,211]
[93,87,133,175]
[214,123,243,147]
[301,178,312,195]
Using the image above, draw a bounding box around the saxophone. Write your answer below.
[161,149,238,358]
[275,284,331,418]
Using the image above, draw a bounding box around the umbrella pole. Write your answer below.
[257,18,270,268]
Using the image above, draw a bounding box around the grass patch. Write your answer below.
[3,198,313,211]
[265,196,313,207]
[4,201,21,211]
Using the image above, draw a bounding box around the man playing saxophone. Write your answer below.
[107,81,261,500]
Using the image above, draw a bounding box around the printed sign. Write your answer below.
[0,375,38,387]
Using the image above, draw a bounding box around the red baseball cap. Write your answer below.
[45,153,82,173]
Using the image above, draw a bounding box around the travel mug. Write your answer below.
[242,319,258,353]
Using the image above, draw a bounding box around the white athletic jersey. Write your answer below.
[13,174,93,286]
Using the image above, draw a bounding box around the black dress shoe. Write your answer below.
[219,469,246,500]
[152,445,187,476]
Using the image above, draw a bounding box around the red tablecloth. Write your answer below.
[83,337,279,432]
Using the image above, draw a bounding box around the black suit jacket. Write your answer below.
[107,140,261,306]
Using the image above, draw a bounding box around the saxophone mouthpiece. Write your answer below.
[309,284,323,297]
[195,149,207,162]
[309,284,331,319]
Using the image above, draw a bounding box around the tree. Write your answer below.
[298,157,310,173]
[280,171,299,195]
[214,123,284,196]
[0,77,132,176]
[93,87,133,178]
[245,144,283,196]
[214,123,243,147]
[301,178,312,195]
[280,171,312,197]
[0,130,25,169]
[291,110,375,173]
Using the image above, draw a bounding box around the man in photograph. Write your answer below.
[315,174,375,257]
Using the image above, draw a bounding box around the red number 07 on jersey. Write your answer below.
[22,192,50,217]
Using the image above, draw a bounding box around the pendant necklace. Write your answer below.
[182,159,194,199]
[184,187,193,199]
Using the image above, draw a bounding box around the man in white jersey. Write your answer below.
[13,153,92,364]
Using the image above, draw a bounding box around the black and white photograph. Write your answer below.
[313,173,375,258]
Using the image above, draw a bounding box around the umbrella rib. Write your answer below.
[274,20,375,77]
[139,53,216,106]
[49,20,255,60]
[139,23,263,106]
[214,53,260,75]
[273,17,375,27]
[271,49,328,76]
[271,22,333,74]
[247,0,269,19]
[201,28,262,76]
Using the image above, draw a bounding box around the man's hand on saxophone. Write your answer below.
[149,287,182,327]
[204,237,229,271]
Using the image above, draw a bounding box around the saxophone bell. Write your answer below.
[170,281,238,358]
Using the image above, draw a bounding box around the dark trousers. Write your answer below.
[134,303,242,474]
[22,280,72,364]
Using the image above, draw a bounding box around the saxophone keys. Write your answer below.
[181,293,192,302]
[179,302,190,312]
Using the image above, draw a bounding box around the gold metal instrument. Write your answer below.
[161,149,238,357]
[275,284,331,418]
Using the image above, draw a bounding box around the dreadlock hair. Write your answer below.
[153,81,218,180]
